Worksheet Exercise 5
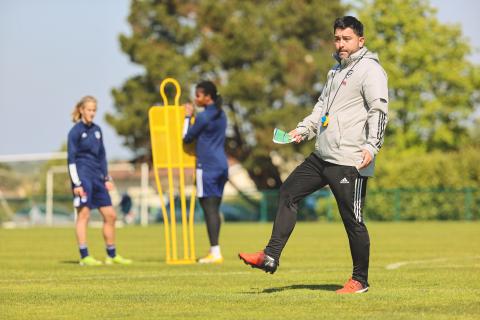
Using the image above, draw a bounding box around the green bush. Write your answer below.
[278,148,480,221]
[365,147,480,220]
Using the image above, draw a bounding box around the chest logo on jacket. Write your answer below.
[342,70,355,86]
[81,132,87,139]
[95,131,101,139]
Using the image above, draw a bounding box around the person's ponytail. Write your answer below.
[71,96,97,122]
[214,94,223,109]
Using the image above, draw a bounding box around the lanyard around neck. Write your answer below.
[324,49,368,116]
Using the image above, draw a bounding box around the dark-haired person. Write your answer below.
[183,81,228,264]
[68,96,132,266]
[239,16,388,294]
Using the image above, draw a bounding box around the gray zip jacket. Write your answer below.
[296,47,388,177]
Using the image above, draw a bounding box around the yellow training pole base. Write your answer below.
[166,259,197,265]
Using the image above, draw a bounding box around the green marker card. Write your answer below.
[273,128,293,144]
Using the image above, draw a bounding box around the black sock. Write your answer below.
[199,197,222,247]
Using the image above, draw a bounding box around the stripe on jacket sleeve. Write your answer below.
[68,163,81,186]
[182,118,190,138]
[375,113,387,149]
[376,112,382,139]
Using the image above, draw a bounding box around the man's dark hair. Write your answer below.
[334,16,364,37]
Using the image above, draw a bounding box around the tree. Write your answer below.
[107,0,346,189]
[358,0,480,152]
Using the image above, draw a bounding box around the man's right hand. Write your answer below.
[289,129,304,144]
[73,186,85,197]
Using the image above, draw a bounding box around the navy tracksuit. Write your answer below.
[67,121,111,209]
[183,103,228,247]
[183,104,228,198]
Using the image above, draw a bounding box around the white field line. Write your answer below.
[386,258,447,270]
[0,268,311,285]
[0,271,252,284]
[386,256,480,270]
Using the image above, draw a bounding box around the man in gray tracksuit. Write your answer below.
[239,16,388,294]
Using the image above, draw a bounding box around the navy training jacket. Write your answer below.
[67,121,108,187]
[183,104,228,172]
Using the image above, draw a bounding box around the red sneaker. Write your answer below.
[238,251,278,274]
[336,278,369,294]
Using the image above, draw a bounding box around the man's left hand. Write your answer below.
[357,149,373,169]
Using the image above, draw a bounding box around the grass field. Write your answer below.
[1,222,479,319]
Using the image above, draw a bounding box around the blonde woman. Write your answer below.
[68,96,132,266]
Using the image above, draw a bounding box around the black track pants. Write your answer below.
[264,153,370,286]
[199,197,222,247]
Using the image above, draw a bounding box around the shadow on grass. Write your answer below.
[245,284,342,294]
[60,260,79,264]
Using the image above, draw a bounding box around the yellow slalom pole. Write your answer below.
[150,77,197,264]
[176,104,190,260]
[149,109,172,263]
[163,107,177,261]
[188,170,197,261]
[154,165,171,263]
[160,78,181,107]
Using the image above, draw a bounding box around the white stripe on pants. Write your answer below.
[354,177,364,222]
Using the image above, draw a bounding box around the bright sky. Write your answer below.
[0,0,141,160]
[0,0,479,160]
